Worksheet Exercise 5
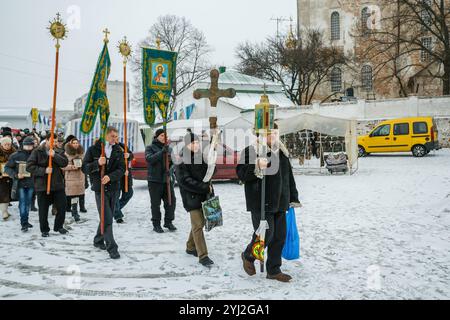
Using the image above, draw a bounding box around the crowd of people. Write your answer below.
[0,125,301,283]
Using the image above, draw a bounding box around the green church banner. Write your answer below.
[80,43,111,142]
[142,47,178,125]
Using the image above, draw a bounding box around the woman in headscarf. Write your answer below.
[62,137,85,222]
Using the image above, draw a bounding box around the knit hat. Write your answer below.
[154,129,165,139]
[22,136,35,146]
[184,132,199,146]
[0,136,12,146]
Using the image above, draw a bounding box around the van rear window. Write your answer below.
[413,122,428,134]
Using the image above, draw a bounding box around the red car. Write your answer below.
[130,142,240,181]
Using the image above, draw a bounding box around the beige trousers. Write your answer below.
[186,209,208,260]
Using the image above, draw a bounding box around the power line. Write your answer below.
[0,65,90,87]
[0,51,92,76]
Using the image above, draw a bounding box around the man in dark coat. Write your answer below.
[145,129,176,233]
[236,129,301,282]
[114,140,134,223]
[5,136,35,232]
[175,132,215,267]
[26,133,69,237]
[82,127,125,260]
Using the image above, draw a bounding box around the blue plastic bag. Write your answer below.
[282,207,300,260]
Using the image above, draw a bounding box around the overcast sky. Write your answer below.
[0,0,297,111]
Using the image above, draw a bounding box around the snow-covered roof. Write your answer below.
[195,70,281,91]
[221,92,294,110]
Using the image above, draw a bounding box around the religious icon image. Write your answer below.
[151,62,169,87]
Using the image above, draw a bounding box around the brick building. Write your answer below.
[297,0,443,101]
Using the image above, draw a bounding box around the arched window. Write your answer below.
[361,7,370,35]
[330,67,342,92]
[331,12,340,41]
[361,65,373,91]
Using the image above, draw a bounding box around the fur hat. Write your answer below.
[0,136,12,146]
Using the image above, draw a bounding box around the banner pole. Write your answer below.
[46,42,60,195]
[123,62,129,193]
[101,143,105,235]
[118,37,132,193]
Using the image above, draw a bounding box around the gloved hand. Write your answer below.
[289,201,303,208]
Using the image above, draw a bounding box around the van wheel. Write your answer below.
[412,145,427,157]
[358,146,367,157]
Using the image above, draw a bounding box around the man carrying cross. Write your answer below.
[175,69,235,268]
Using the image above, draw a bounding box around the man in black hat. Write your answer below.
[175,132,215,267]
[145,128,176,233]
[26,133,69,237]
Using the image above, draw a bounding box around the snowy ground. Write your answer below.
[0,150,449,300]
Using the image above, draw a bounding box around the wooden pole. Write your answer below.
[100,143,105,235]
[123,62,129,193]
[163,120,172,206]
[46,43,60,195]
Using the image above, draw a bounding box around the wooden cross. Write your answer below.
[193,69,236,129]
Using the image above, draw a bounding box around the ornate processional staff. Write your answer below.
[46,13,67,195]
[118,37,132,193]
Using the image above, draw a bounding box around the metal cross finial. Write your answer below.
[103,28,110,43]
[156,37,161,50]
[262,83,268,95]
[56,12,61,20]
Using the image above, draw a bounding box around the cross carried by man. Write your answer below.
[193,69,236,130]
[193,69,236,182]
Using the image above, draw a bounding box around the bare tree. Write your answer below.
[355,0,450,96]
[236,29,347,105]
[130,15,213,115]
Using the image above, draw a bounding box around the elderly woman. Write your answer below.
[63,138,85,222]
[0,136,16,220]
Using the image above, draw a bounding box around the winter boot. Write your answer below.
[1,203,10,220]
[164,222,177,232]
[79,195,87,213]
[71,203,80,222]
[199,256,214,267]
[153,225,164,233]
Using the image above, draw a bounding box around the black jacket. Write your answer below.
[5,149,34,189]
[145,139,173,184]
[175,148,211,212]
[26,145,68,193]
[82,141,125,193]
[236,145,299,213]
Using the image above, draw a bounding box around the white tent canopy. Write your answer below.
[276,113,359,172]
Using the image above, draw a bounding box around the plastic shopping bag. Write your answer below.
[282,207,300,260]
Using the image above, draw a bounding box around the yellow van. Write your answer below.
[358,117,440,157]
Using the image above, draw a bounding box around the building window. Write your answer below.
[331,12,340,41]
[361,7,370,35]
[330,67,342,92]
[421,37,432,61]
[361,65,373,91]
[421,0,432,28]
